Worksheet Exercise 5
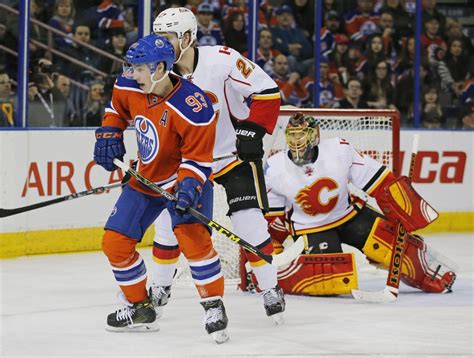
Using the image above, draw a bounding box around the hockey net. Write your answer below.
[174,108,400,285]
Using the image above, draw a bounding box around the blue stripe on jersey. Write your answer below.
[168,80,215,125]
[189,259,222,281]
[115,75,141,91]
[183,160,212,178]
[113,261,147,282]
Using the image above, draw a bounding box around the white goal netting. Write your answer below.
[175,108,400,285]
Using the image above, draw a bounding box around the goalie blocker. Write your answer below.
[241,177,455,296]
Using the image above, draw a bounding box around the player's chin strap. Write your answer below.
[351,134,420,303]
[147,70,171,94]
[174,39,192,64]
[113,159,305,267]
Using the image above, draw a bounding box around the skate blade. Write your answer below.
[211,329,229,344]
[269,312,284,326]
[106,321,160,332]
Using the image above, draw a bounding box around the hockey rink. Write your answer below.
[1,233,472,357]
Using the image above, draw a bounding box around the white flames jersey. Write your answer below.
[265,137,390,235]
[174,46,281,173]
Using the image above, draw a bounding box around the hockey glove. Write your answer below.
[93,126,126,172]
[235,121,266,161]
[175,177,203,215]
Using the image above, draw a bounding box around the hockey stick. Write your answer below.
[0,182,124,218]
[213,152,237,162]
[113,159,305,267]
[251,160,269,212]
[351,134,420,303]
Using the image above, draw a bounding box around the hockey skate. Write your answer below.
[200,296,229,344]
[262,285,286,326]
[150,285,171,319]
[106,292,159,332]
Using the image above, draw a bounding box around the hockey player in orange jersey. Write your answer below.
[242,112,456,297]
[93,35,229,343]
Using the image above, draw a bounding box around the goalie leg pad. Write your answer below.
[362,218,456,293]
[376,175,438,232]
[277,253,358,296]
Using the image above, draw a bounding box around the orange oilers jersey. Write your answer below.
[102,74,216,195]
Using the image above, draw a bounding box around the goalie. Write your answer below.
[241,112,456,297]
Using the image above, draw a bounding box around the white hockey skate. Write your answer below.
[200,296,229,344]
[150,285,171,319]
[262,285,286,326]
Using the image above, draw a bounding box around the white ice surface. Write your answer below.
[1,233,473,358]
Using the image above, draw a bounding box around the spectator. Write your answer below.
[320,10,342,57]
[445,19,473,56]
[48,0,76,50]
[344,0,379,43]
[395,61,436,126]
[243,28,281,75]
[271,4,313,69]
[222,0,268,29]
[328,34,352,85]
[0,71,14,126]
[223,12,247,54]
[99,27,127,76]
[421,16,447,57]
[54,74,78,124]
[333,78,369,109]
[289,0,315,39]
[421,86,443,129]
[302,56,342,108]
[462,112,474,130]
[271,54,307,107]
[360,34,388,78]
[363,60,395,109]
[395,36,415,78]
[28,58,67,127]
[422,0,446,35]
[196,3,224,47]
[438,39,471,99]
[61,23,100,82]
[72,80,105,126]
[378,10,400,59]
[380,0,412,37]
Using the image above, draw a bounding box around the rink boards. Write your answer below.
[0,129,472,258]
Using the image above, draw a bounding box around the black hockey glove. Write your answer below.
[235,121,266,162]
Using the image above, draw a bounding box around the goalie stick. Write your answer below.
[0,182,124,218]
[113,159,305,267]
[351,134,420,303]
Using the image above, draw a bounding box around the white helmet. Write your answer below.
[153,7,197,43]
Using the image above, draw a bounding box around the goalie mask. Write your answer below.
[285,113,320,166]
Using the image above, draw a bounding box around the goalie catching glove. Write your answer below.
[235,121,266,161]
[94,126,126,171]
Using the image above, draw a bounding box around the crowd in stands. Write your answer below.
[0,0,472,129]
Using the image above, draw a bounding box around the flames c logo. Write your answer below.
[135,116,159,164]
[295,178,339,216]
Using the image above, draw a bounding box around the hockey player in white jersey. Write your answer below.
[150,7,285,324]
[250,112,456,297]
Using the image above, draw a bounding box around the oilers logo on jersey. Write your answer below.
[135,116,159,164]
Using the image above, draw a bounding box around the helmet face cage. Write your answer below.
[285,113,320,165]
